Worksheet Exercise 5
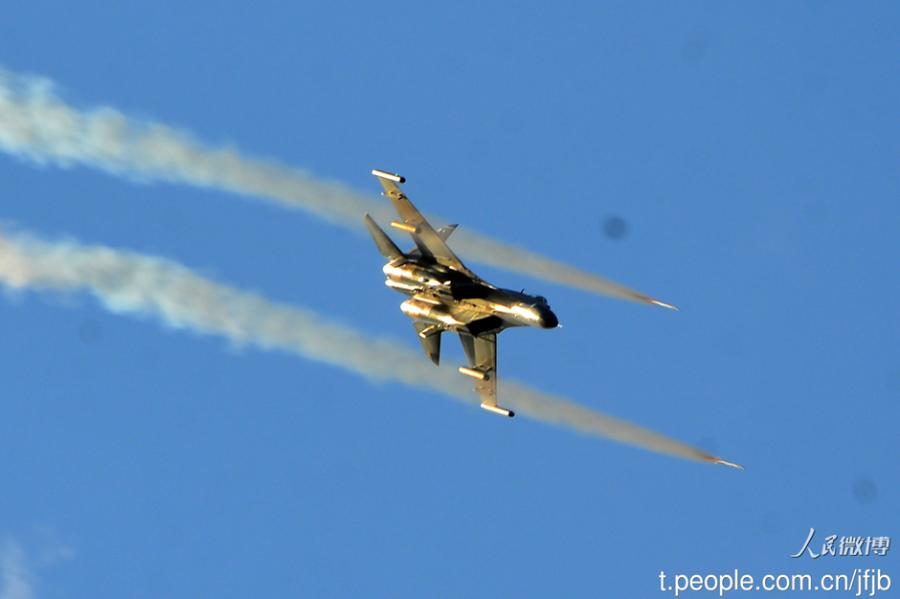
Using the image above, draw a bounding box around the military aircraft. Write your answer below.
[365,169,561,418]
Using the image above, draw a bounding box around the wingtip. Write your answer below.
[371,168,406,184]
[708,457,744,470]
[651,299,679,311]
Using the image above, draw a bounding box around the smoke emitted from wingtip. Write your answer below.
[0,68,673,308]
[0,227,727,466]
[451,229,678,309]
[504,381,735,466]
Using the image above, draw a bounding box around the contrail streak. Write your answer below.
[0,227,736,467]
[0,539,33,599]
[0,68,674,309]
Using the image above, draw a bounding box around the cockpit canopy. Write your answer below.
[511,289,550,307]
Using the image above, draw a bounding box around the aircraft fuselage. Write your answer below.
[382,257,558,335]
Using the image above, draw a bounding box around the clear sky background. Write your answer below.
[0,2,897,597]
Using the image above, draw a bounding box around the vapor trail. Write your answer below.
[0,228,735,467]
[0,539,32,599]
[0,69,674,309]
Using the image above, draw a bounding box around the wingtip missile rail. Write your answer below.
[480,402,515,418]
[371,169,406,183]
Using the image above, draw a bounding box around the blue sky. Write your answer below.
[1,2,897,597]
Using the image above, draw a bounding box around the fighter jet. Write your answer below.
[365,169,560,418]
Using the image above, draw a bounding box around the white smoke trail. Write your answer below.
[0,539,32,599]
[0,69,674,308]
[0,228,736,467]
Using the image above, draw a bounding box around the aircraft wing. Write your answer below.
[371,169,478,279]
[458,332,514,417]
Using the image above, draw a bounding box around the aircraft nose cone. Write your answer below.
[539,308,559,329]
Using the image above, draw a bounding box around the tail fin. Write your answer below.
[364,214,404,260]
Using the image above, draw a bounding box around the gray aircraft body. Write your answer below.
[365,169,560,417]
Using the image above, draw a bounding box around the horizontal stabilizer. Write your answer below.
[414,322,441,365]
[364,214,403,260]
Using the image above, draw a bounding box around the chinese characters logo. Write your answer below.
[792,528,891,559]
